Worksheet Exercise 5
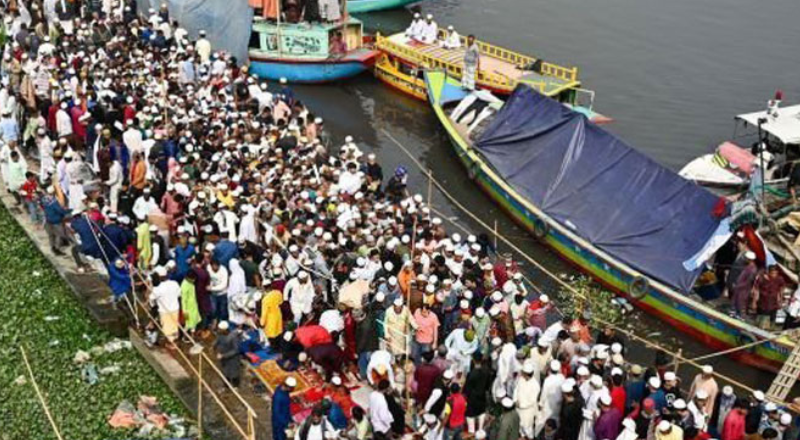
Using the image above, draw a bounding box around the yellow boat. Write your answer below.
[374,31,582,100]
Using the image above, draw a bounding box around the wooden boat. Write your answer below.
[424,70,795,373]
[248,17,378,83]
[376,31,581,98]
[347,0,421,13]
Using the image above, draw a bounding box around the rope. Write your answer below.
[380,128,793,404]
[20,346,66,440]
[82,213,259,419]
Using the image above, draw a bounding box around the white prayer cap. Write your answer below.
[657,421,672,433]
[702,365,713,374]
[283,331,294,341]
[600,394,612,406]
[539,294,550,303]
[315,117,323,124]
[426,14,433,19]
[561,381,574,393]
[154,266,168,277]
[448,25,454,30]
[648,376,661,388]
[491,336,502,347]
[589,375,603,387]
[501,397,514,408]
[765,402,778,412]
[722,385,734,396]
[475,430,487,440]
[475,307,486,318]
[384,261,394,271]
[280,77,287,84]
[491,291,503,302]
[489,306,500,317]
[298,352,308,362]
[423,413,437,424]
[443,369,454,380]
[388,277,397,286]
[393,298,403,306]
[673,399,687,410]
[285,377,297,387]
[297,271,309,279]
[331,375,343,386]
[611,367,623,377]
[781,413,792,426]
[149,225,159,232]
[745,251,756,260]
[663,371,676,382]
[414,12,420,17]
[695,389,709,400]
[537,338,549,348]
[375,292,386,302]
[576,366,589,377]
[550,360,561,372]
[218,321,230,330]
[522,361,535,374]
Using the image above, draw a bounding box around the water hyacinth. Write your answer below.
[0,206,188,439]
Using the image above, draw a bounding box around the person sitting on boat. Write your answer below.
[329,31,348,58]
[405,13,424,40]
[441,25,461,50]
[418,14,439,44]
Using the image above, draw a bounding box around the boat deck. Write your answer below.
[383,33,579,95]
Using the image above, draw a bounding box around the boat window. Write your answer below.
[249,31,261,49]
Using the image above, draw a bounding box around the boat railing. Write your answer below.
[377,33,579,91]
[435,29,579,83]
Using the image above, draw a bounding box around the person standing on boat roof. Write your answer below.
[462,34,480,91]
[441,25,461,49]
[319,0,342,23]
[730,251,757,319]
[419,14,439,44]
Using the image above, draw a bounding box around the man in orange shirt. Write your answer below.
[129,151,147,195]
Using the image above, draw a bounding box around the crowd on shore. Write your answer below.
[1,2,799,440]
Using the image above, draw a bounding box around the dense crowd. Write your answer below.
[1,2,798,440]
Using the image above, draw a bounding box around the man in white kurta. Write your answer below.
[578,376,609,440]
[444,327,479,375]
[537,360,565,435]
[441,26,461,49]
[493,342,519,400]
[514,361,541,439]
[285,271,315,324]
[419,15,438,45]
[687,365,718,415]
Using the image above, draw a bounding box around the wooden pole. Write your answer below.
[248,411,256,440]
[427,169,433,206]
[493,220,498,250]
[674,349,683,375]
[20,347,65,440]
[405,215,419,414]
[198,355,204,439]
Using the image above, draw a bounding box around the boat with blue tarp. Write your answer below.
[248,17,378,83]
[424,70,796,372]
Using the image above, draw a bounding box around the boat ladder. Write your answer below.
[767,332,800,402]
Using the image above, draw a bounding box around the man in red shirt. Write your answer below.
[753,265,786,330]
[721,401,748,440]
[445,383,467,440]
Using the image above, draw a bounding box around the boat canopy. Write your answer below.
[736,105,800,145]
[474,86,722,293]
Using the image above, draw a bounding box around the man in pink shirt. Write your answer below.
[413,304,440,363]
[721,403,748,440]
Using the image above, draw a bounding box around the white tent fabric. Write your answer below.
[736,104,800,145]
[137,0,254,63]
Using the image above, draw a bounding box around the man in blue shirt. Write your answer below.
[41,187,72,256]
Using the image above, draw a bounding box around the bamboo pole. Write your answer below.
[198,355,204,439]
[20,347,65,440]
[427,169,433,206]
[493,220,498,250]
[405,215,419,414]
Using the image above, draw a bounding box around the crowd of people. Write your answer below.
[0,2,798,440]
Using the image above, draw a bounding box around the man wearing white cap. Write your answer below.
[272,377,296,440]
[538,360,565,435]
[578,375,609,440]
[149,266,182,342]
[514,360,540,439]
[687,389,710,431]
[285,271,315,324]
[688,365,718,414]
[369,379,394,440]
[491,397,521,440]
[419,14,438,45]
[441,25,461,49]
[731,250,758,318]
[655,420,682,440]
[406,12,424,40]
[384,297,411,356]
[195,30,212,63]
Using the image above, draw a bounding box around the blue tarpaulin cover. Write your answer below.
[474,86,721,293]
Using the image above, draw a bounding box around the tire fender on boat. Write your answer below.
[628,276,649,300]
[532,218,550,240]
[736,330,759,354]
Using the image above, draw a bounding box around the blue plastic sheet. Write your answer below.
[475,86,721,292]
[137,0,254,63]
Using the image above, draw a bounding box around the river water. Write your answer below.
[287,0,800,391]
